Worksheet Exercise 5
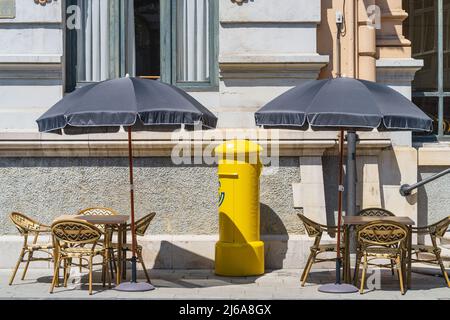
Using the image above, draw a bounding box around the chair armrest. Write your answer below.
[411,226,430,235]
[318,224,339,232]
[37,224,52,233]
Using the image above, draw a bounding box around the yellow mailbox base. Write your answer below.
[215,241,265,276]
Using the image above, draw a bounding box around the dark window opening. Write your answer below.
[134,0,160,79]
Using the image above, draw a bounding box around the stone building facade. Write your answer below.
[0,0,448,270]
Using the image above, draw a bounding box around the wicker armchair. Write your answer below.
[411,216,450,287]
[112,212,156,283]
[358,208,395,217]
[297,214,344,286]
[357,208,397,277]
[50,219,112,295]
[355,221,408,294]
[78,207,119,231]
[9,212,53,285]
[78,207,118,275]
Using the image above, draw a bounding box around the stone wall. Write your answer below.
[0,0,63,130]
[417,167,450,226]
[0,157,301,236]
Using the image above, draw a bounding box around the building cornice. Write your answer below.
[0,54,63,80]
[0,130,393,157]
[219,54,329,80]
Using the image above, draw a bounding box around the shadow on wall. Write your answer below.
[260,203,288,270]
[153,241,215,270]
[143,204,289,272]
[322,148,409,225]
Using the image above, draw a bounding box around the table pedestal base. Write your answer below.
[318,283,358,294]
[115,282,155,292]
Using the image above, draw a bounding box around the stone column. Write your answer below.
[375,0,423,98]
[358,0,377,81]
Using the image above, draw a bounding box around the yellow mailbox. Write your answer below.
[214,139,264,276]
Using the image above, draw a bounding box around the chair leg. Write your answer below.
[63,258,72,287]
[88,256,93,295]
[9,248,25,285]
[79,258,83,273]
[102,252,108,288]
[137,249,151,284]
[108,249,115,279]
[63,258,68,287]
[360,254,368,294]
[104,252,112,289]
[300,251,316,287]
[21,251,33,281]
[397,256,405,295]
[50,256,61,294]
[101,258,105,286]
[390,259,396,276]
[434,249,450,288]
[353,253,362,287]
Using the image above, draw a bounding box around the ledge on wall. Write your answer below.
[0,54,63,81]
[0,129,393,157]
[219,54,329,80]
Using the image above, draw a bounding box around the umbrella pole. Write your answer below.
[115,127,155,292]
[318,130,358,294]
[127,126,138,283]
[335,129,345,284]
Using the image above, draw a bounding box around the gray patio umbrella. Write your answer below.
[255,77,432,293]
[37,77,217,292]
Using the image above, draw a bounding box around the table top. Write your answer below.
[343,216,415,226]
[55,215,129,225]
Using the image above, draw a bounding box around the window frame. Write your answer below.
[408,0,450,140]
[160,0,219,91]
[65,0,219,93]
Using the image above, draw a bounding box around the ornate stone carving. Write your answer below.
[34,0,51,5]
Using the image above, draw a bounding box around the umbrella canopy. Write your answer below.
[37,77,217,132]
[37,77,217,292]
[255,77,432,132]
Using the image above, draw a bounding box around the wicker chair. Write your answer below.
[112,212,156,283]
[8,212,53,285]
[50,219,111,295]
[78,207,119,231]
[357,207,397,277]
[411,216,450,287]
[297,214,344,286]
[358,208,395,217]
[355,221,408,294]
[78,207,118,275]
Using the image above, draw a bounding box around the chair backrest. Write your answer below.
[9,212,45,235]
[358,208,395,217]
[134,212,156,236]
[357,221,408,247]
[78,207,119,216]
[78,207,119,231]
[297,214,322,238]
[51,220,102,246]
[429,216,450,238]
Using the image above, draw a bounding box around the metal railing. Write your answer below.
[400,168,450,196]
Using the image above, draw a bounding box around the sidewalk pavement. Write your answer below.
[1,268,449,300]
